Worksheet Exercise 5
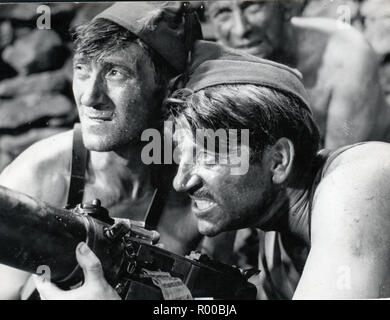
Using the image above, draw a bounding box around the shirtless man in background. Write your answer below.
[207,0,390,148]
[33,40,390,300]
[206,0,390,281]
[167,41,390,299]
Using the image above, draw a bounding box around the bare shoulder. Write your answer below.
[294,142,390,298]
[292,17,378,71]
[0,130,73,204]
[311,142,390,247]
[320,142,390,179]
[292,16,370,48]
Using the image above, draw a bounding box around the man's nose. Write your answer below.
[80,74,105,107]
[231,10,251,39]
[173,163,201,193]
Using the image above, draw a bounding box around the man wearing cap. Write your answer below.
[30,40,390,300]
[0,3,234,300]
[164,41,390,299]
[206,0,390,287]
[206,0,390,149]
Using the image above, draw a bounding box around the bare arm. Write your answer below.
[0,131,71,299]
[293,145,390,299]
[324,30,386,148]
[0,161,42,299]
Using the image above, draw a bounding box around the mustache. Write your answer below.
[191,188,215,200]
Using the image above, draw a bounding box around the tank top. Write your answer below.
[256,143,367,300]
[22,124,169,299]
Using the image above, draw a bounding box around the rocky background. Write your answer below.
[0,1,389,172]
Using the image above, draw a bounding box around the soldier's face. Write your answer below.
[72,43,160,152]
[172,121,276,237]
[208,1,285,58]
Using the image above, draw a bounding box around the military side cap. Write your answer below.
[94,2,203,74]
[184,40,311,112]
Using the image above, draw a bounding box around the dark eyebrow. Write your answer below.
[239,1,265,10]
[99,60,136,77]
[73,54,136,76]
[73,55,89,65]
[208,2,232,15]
[99,54,137,68]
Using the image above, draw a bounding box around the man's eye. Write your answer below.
[106,68,127,80]
[243,2,265,14]
[197,150,217,166]
[73,64,90,78]
[213,8,232,21]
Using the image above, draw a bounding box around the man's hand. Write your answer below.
[33,242,121,300]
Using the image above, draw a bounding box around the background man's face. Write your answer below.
[172,124,276,236]
[208,1,285,58]
[72,43,159,152]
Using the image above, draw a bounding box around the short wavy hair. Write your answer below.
[71,18,175,89]
[166,83,320,173]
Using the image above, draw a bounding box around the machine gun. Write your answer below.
[0,185,257,300]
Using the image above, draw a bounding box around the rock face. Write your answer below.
[0,3,76,22]
[2,29,69,75]
[0,21,13,51]
[0,3,81,172]
[0,70,69,98]
[0,94,74,131]
[0,58,17,81]
[0,4,41,21]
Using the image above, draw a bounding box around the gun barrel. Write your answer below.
[0,185,123,285]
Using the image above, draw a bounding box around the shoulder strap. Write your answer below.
[143,165,174,230]
[66,123,88,208]
[144,188,167,230]
[24,124,88,300]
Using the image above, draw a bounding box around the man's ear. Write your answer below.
[269,137,295,185]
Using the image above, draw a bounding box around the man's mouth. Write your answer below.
[83,109,114,121]
[191,198,218,216]
[235,39,263,49]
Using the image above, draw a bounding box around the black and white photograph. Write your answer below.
[0,0,389,303]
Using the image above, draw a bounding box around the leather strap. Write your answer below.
[141,269,193,300]
[66,123,88,208]
[144,187,167,230]
[25,124,88,300]
[143,163,174,230]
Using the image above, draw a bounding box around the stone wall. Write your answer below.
[0,3,110,172]
[0,1,389,172]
